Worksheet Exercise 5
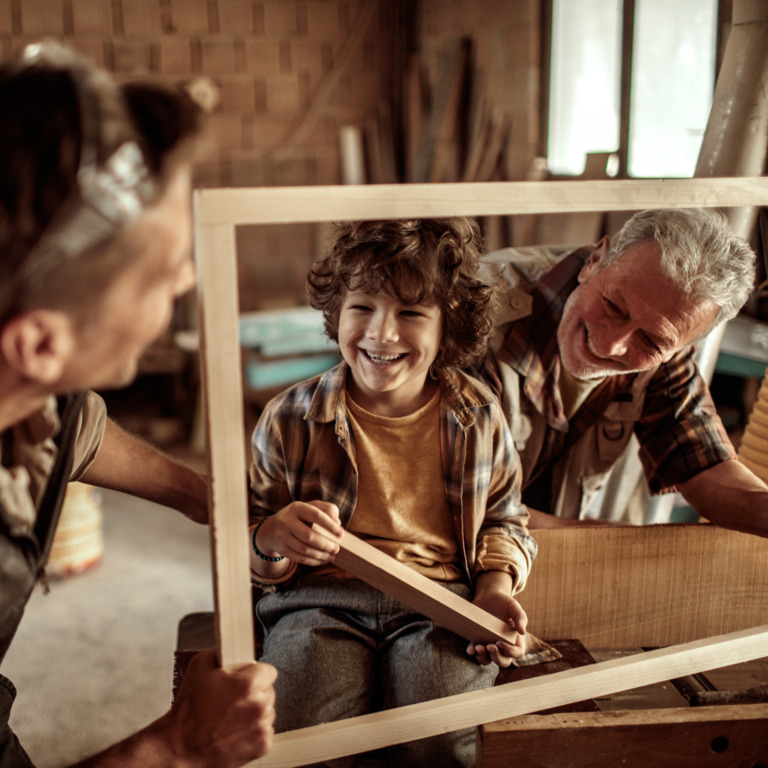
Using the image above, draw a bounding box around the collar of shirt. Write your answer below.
[303,361,497,431]
[501,248,590,430]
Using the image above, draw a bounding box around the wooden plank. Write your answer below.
[478,704,768,768]
[472,108,510,183]
[403,53,424,180]
[247,625,768,767]
[335,531,517,645]
[195,177,768,227]
[522,525,768,648]
[428,39,470,183]
[194,219,255,671]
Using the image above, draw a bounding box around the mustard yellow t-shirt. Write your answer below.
[318,388,463,582]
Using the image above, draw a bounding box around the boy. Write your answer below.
[248,218,536,766]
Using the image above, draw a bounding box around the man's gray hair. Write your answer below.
[604,208,756,327]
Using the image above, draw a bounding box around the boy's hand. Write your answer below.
[466,571,528,668]
[258,501,343,565]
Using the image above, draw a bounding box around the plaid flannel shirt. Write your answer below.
[249,362,536,591]
[489,247,736,504]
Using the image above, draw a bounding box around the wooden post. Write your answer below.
[195,217,255,671]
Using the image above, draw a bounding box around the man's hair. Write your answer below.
[0,41,204,322]
[603,208,756,327]
[307,218,497,370]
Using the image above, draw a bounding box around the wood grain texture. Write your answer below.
[248,624,768,767]
[335,531,517,645]
[522,525,768,648]
[478,704,768,768]
[195,177,768,226]
[195,220,256,671]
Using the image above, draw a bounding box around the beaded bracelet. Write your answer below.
[251,522,285,562]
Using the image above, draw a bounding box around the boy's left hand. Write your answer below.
[467,578,528,668]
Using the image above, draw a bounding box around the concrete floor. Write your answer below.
[1,487,215,767]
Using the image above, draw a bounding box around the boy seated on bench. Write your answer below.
[247,218,537,767]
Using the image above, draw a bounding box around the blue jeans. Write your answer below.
[256,575,498,768]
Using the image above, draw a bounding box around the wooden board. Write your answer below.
[194,217,256,671]
[195,177,768,227]
[336,531,517,645]
[246,625,768,768]
[522,524,768,648]
[478,704,768,768]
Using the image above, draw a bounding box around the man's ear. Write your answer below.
[0,310,76,385]
[577,236,610,283]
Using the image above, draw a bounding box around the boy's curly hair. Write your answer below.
[307,218,498,371]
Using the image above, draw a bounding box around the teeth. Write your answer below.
[366,351,403,362]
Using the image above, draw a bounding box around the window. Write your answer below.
[547,0,719,178]
[548,0,622,176]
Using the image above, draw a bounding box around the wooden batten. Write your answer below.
[336,531,517,645]
[195,218,256,671]
[247,625,768,768]
[195,177,768,227]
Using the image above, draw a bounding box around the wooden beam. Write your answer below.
[335,531,517,645]
[247,624,768,767]
[194,218,255,671]
[195,177,768,227]
[522,525,768,648]
[478,703,768,767]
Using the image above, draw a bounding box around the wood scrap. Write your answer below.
[428,38,471,182]
[335,531,517,645]
[522,525,768,647]
[478,703,768,768]
[404,52,425,180]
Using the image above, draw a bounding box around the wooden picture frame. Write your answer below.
[194,178,768,767]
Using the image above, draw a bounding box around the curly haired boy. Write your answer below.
[248,218,537,767]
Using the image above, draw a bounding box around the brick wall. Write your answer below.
[0,0,400,308]
[0,0,543,307]
[0,0,394,190]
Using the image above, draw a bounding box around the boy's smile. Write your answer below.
[338,288,442,417]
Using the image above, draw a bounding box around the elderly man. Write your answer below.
[481,208,768,537]
[0,43,275,766]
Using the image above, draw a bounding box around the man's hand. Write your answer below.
[72,648,277,768]
[163,648,278,767]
